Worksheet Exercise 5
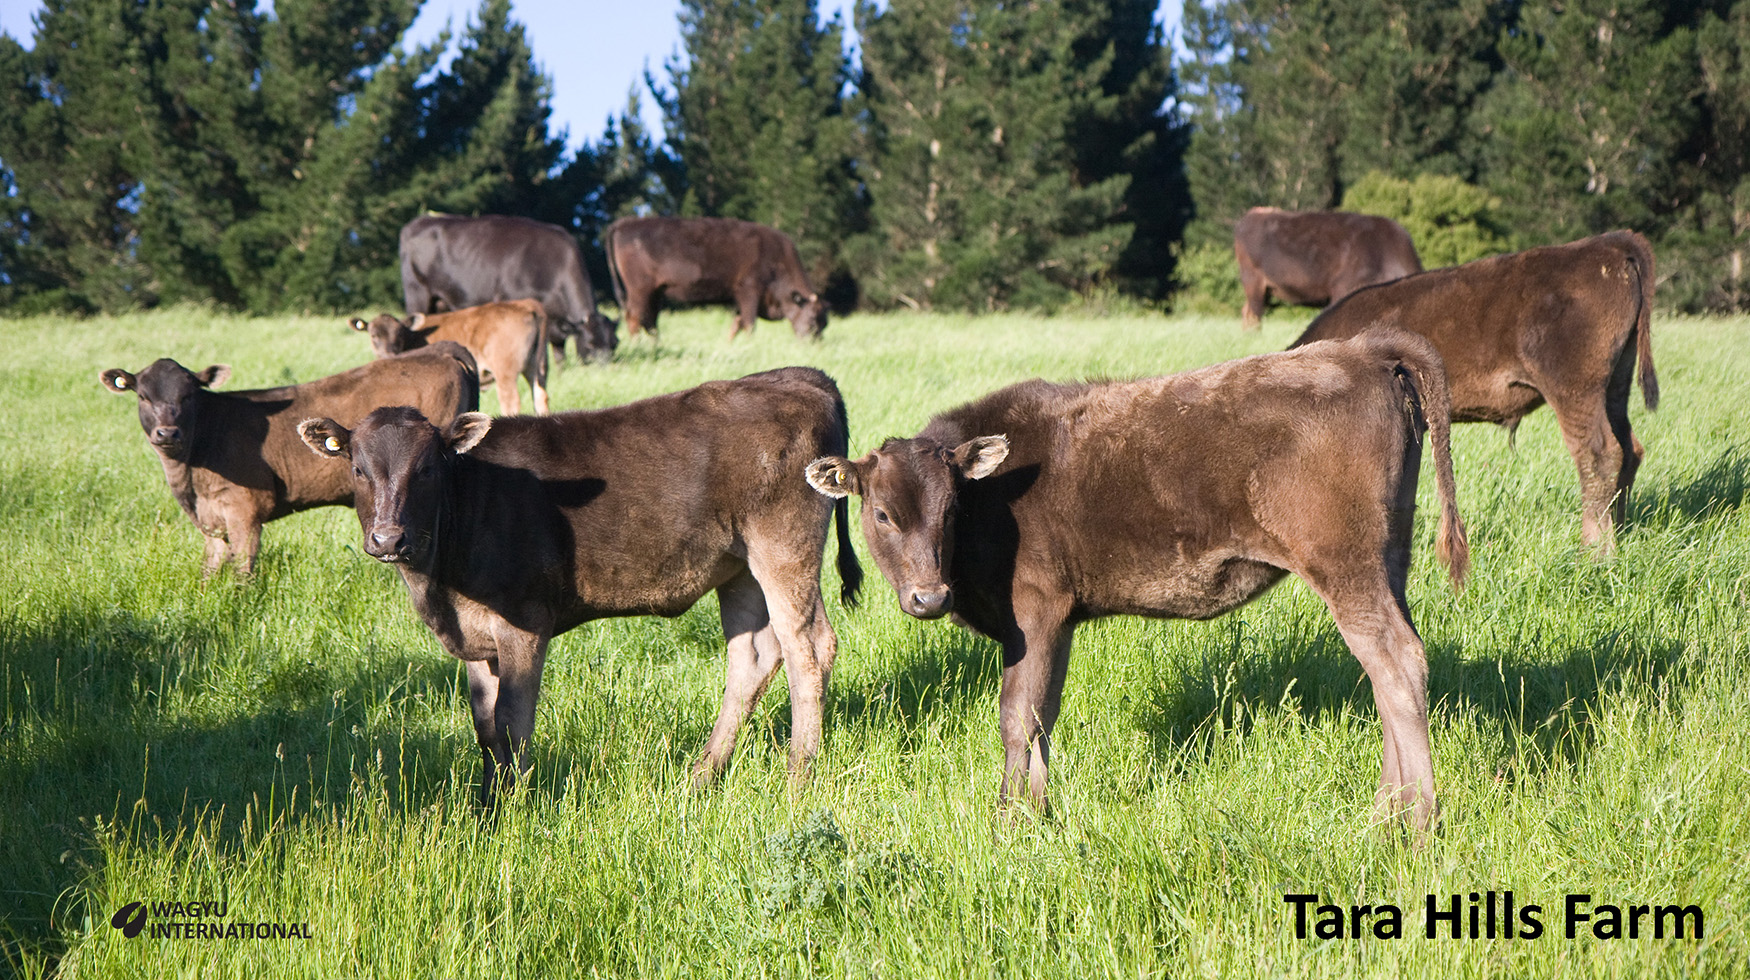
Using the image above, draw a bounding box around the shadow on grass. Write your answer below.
[1131,621,1695,786]
[830,627,1003,747]
[1631,446,1749,529]
[0,603,505,967]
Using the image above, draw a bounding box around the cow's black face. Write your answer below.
[783,291,828,339]
[352,314,419,359]
[575,312,619,363]
[99,359,230,462]
[807,435,1008,619]
[299,407,491,566]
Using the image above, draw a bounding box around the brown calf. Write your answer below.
[299,367,863,806]
[100,343,479,576]
[604,216,827,341]
[1291,231,1656,551]
[352,298,549,415]
[1234,208,1423,329]
[808,333,1467,830]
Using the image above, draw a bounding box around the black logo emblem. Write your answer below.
[111,901,147,938]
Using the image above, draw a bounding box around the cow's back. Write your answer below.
[1290,232,1651,423]
[241,344,479,512]
[923,345,1419,625]
[452,367,845,624]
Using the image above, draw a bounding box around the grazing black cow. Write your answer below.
[399,213,617,362]
[807,333,1468,830]
[604,216,828,340]
[1234,208,1423,329]
[100,344,479,576]
[1291,231,1656,552]
[299,367,863,805]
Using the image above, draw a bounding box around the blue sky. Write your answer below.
[0,0,1184,152]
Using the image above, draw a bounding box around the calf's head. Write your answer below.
[806,435,1008,619]
[299,407,492,565]
[99,359,231,461]
[572,311,620,363]
[350,313,433,359]
[768,287,828,339]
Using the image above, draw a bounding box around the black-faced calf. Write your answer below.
[808,333,1468,830]
[100,344,478,576]
[300,367,862,805]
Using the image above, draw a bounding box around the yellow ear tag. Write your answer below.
[325,437,340,452]
[835,471,843,484]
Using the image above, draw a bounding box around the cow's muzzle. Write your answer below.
[150,427,186,458]
[903,585,952,620]
[365,526,415,563]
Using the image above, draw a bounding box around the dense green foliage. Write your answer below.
[1,306,1747,977]
[1340,172,1510,269]
[1180,0,1750,312]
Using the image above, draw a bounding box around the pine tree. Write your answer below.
[854,0,1139,311]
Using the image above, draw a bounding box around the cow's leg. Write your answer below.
[743,552,837,782]
[626,287,658,337]
[1236,248,1267,330]
[199,533,228,579]
[529,342,550,416]
[464,617,551,808]
[1604,341,1642,530]
[1549,395,1623,553]
[1317,585,1437,832]
[465,658,509,807]
[731,283,760,341]
[226,512,263,577]
[997,598,1074,815]
[494,363,521,416]
[693,569,785,787]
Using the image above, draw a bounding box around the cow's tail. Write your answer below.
[1623,231,1659,411]
[1383,332,1470,591]
[603,220,629,315]
[829,388,864,608]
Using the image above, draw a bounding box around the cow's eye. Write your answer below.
[352,466,363,479]
[874,509,891,526]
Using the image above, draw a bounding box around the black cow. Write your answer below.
[299,367,863,806]
[400,213,617,362]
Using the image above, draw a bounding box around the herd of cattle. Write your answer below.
[95,209,1660,832]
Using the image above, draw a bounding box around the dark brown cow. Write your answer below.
[807,333,1468,830]
[352,299,550,416]
[604,216,828,340]
[298,367,863,806]
[1234,208,1423,329]
[100,344,479,576]
[1291,231,1656,552]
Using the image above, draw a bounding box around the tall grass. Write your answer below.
[1,305,1746,978]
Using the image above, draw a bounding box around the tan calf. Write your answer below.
[353,298,550,415]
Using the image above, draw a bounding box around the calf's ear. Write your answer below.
[195,365,230,388]
[99,368,136,393]
[805,456,862,498]
[298,418,352,459]
[408,313,431,332]
[447,412,492,454]
[950,435,1009,480]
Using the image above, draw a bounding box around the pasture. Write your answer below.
[2,306,1746,978]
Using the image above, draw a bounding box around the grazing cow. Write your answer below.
[807,333,1468,830]
[1290,230,1656,552]
[1234,208,1423,329]
[99,344,479,577]
[399,213,618,363]
[352,299,550,416]
[604,216,828,341]
[298,367,864,806]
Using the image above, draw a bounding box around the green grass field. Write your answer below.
[2,305,1746,978]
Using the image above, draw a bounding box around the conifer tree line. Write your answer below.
[1,0,1744,316]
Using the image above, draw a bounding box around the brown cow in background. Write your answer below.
[1291,230,1657,552]
[352,299,550,416]
[604,216,828,341]
[807,332,1468,831]
[1234,208,1423,329]
[100,343,479,576]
